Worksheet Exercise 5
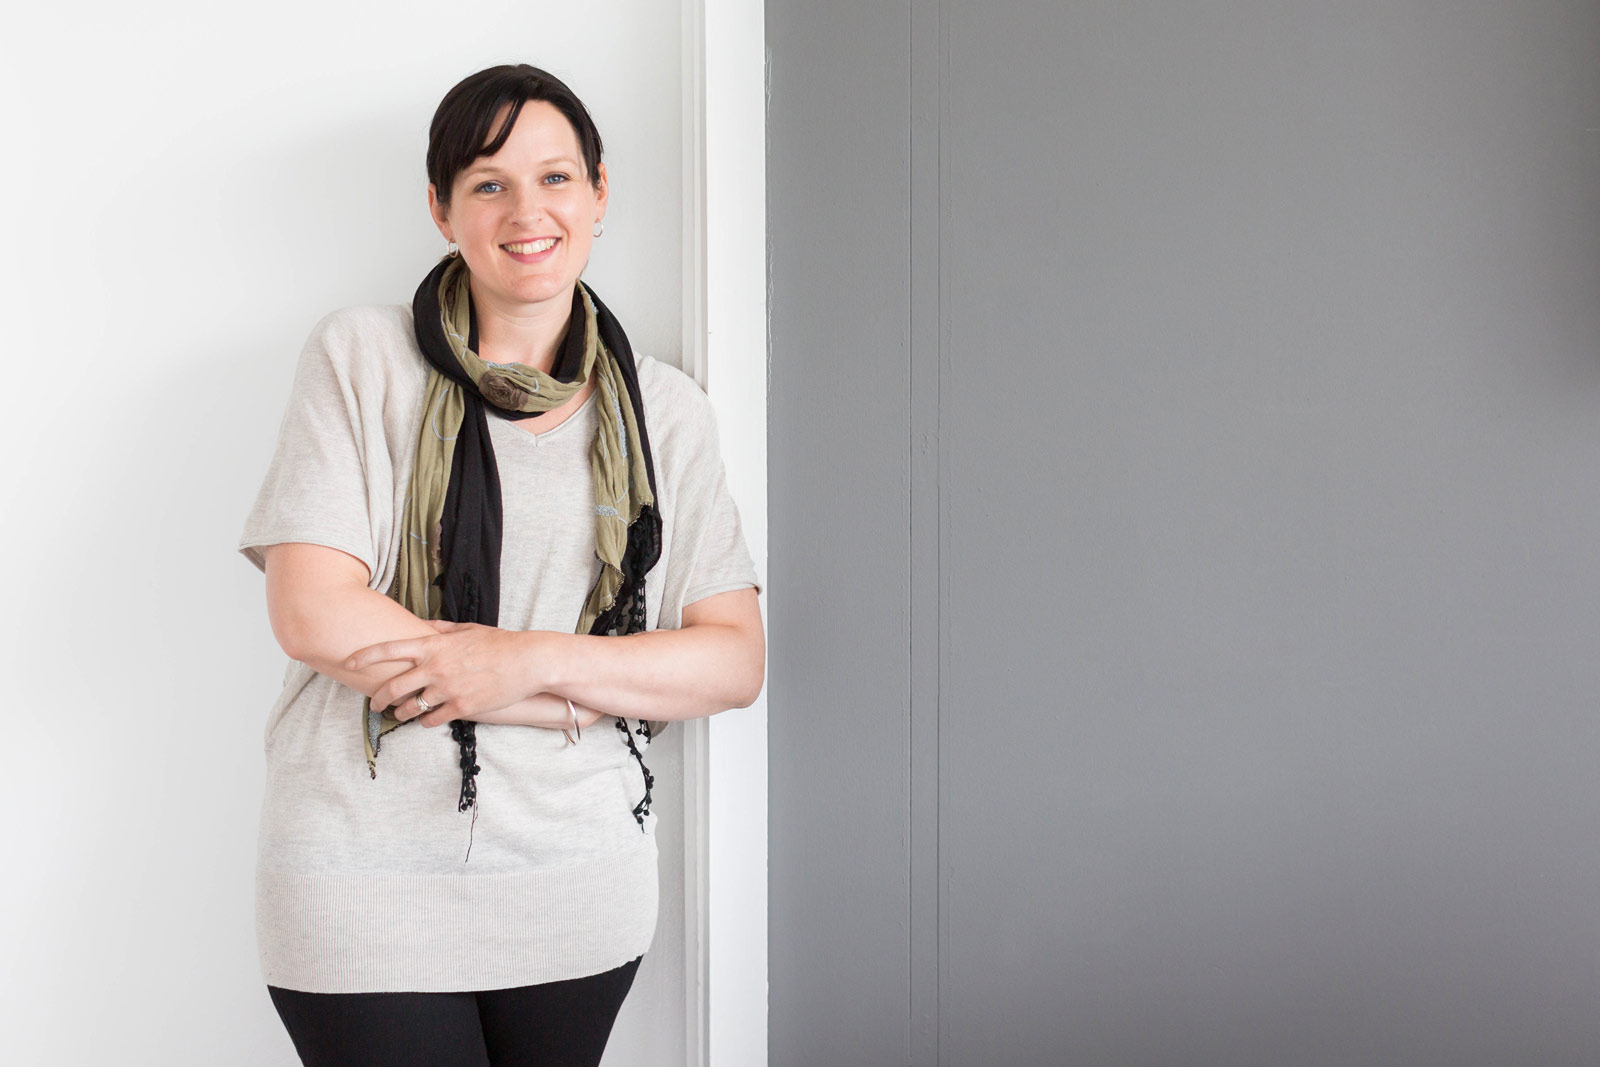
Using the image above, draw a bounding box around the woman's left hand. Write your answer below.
[344,620,562,728]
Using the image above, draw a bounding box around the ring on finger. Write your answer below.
[416,694,433,715]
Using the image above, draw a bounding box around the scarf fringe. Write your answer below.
[365,260,664,855]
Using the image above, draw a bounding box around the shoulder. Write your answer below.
[299,304,423,385]
[305,304,415,357]
[633,353,716,436]
[634,351,706,405]
[628,355,731,506]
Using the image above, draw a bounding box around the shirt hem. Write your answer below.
[256,837,659,993]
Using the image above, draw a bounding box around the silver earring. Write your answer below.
[593,220,604,238]
[446,240,459,258]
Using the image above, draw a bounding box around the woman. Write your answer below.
[237,64,764,1066]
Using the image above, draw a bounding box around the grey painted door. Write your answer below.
[768,3,1600,1064]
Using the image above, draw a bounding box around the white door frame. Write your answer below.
[680,2,768,1065]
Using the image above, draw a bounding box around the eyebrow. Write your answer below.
[464,157,580,177]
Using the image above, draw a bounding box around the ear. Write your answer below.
[427,183,454,242]
[593,162,609,223]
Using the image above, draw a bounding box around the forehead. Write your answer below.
[476,99,582,162]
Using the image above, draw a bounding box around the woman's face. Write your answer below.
[428,100,608,320]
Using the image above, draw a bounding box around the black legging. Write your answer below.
[267,955,642,1067]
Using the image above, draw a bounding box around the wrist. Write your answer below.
[517,629,572,697]
[547,630,593,696]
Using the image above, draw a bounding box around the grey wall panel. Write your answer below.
[937,3,1600,1064]
[769,1,1600,1064]
[766,2,915,1064]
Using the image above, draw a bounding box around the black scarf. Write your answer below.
[367,257,663,830]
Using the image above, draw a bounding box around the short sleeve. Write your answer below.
[656,382,761,617]
[237,311,381,579]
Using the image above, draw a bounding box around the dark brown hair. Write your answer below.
[426,64,605,208]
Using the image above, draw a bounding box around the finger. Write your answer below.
[344,639,426,671]
[417,701,454,729]
[409,688,459,726]
[401,692,436,723]
[372,666,430,713]
[427,619,456,631]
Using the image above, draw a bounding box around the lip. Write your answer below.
[501,237,560,264]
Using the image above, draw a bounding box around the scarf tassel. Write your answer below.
[388,259,663,853]
[615,717,655,831]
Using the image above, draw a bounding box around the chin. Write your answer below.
[476,272,574,309]
[511,281,576,307]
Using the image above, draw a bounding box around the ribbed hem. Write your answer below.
[256,838,658,993]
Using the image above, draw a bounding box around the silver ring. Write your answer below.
[415,695,433,715]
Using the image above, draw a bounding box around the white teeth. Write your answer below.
[505,238,557,254]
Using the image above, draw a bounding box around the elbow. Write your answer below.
[722,686,760,713]
[261,542,374,668]
[272,618,321,669]
[733,667,765,709]
[268,595,343,671]
[726,639,767,710]
[266,586,331,665]
[268,612,309,664]
[681,589,765,714]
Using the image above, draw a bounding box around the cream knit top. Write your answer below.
[238,304,758,993]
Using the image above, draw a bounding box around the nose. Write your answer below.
[509,184,547,228]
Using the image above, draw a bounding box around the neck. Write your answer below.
[468,277,575,373]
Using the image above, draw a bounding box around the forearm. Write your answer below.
[281,585,581,728]
[465,690,605,731]
[277,584,436,698]
[535,622,765,723]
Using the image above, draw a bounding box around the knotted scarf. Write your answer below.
[363,254,663,827]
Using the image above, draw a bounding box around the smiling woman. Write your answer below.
[236,63,763,1067]
[427,97,609,336]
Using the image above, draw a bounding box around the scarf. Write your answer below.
[362,254,664,831]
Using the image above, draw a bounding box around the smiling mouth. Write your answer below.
[503,238,558,254]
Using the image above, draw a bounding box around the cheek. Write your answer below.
[451,203,502,237]
[461,214,500,243]
[558,195,599,229]
[565,231,594,263]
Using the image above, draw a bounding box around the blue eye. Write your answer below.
[544,173,569,185]
[476,181,503,193]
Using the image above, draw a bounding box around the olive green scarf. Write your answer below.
[364,255,661,823]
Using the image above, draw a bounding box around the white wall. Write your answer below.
[0,3,696,1063]
[704,0,770,1063]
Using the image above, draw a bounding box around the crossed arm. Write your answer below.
[261,542,765,731]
